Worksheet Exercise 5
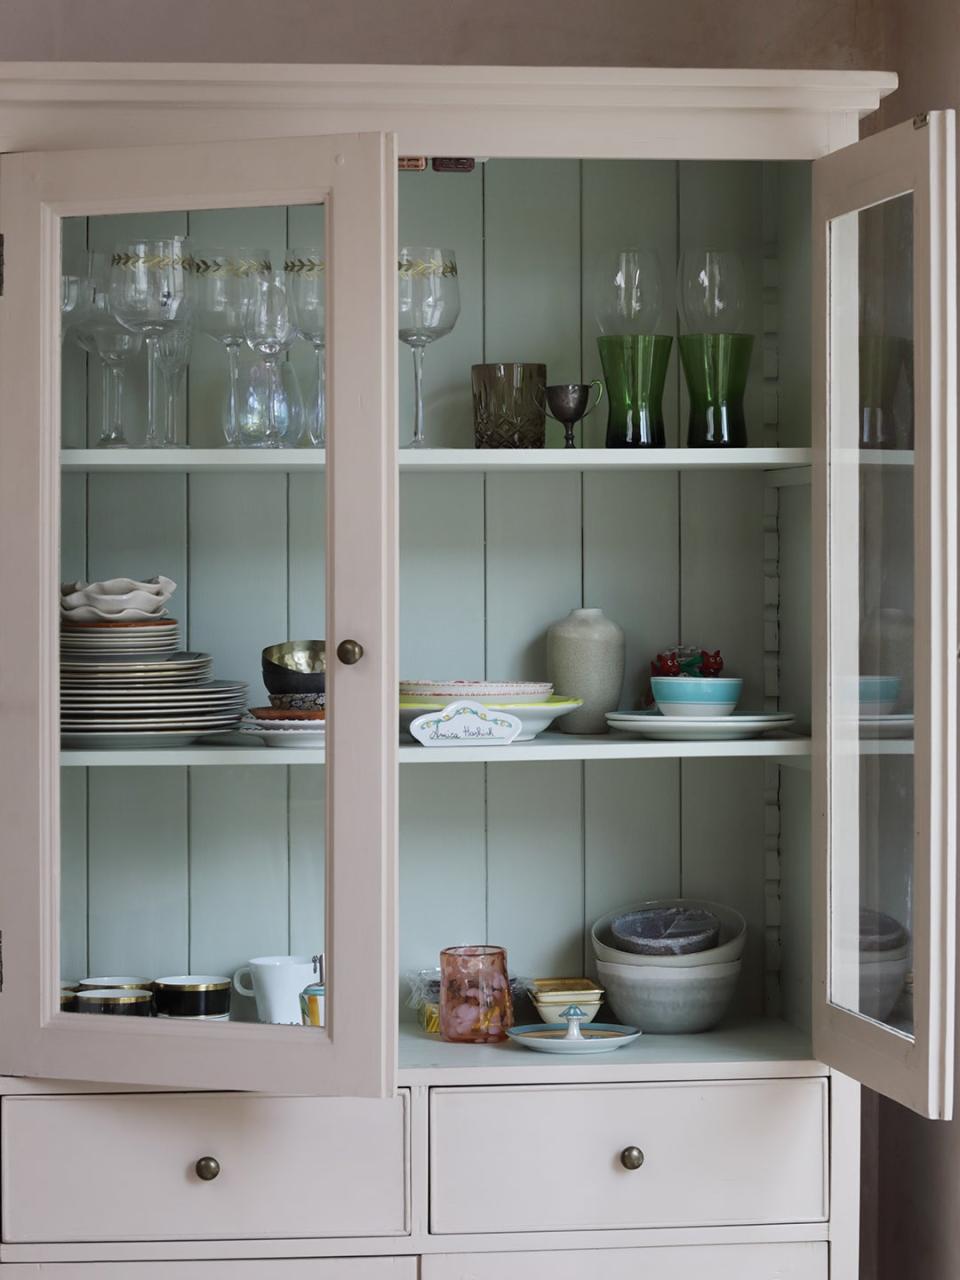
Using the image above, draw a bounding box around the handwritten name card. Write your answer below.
[409,700,522,747]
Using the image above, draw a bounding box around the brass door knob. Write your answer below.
[336,639,364,665]
[195,1156,221,1181]
[620,1146,645,1170]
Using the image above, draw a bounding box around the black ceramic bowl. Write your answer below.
[262,640,327,695]
[153,976,232,1019]
[75,988,154,1016]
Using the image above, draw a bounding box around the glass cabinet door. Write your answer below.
[812,112,956,1118]
[0,133,398,1095]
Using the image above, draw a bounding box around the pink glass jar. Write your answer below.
[439,945,514,1043]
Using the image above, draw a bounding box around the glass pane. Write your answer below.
[828,191,915,1037]
[59,204,328,1031]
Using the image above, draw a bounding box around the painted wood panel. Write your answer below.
[486,761,584,978]
[484,473,582,681]
[288,764,326,959]
[399,764,486,979]
[484,159,581,451]
[399,167,483,449]
[86,767,188,978]
[188,767,289,981]
[399,473,484,680]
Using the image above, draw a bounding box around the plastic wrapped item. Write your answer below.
[407,967,443,1034]
[407,966,530,1037]
[610,905,721,956]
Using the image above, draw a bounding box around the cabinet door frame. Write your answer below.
[0,131,398,1096]
[811,110,957,1118]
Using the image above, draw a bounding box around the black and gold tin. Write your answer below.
[60,984,79,1012]
[153,976,231,1019]
[75,988,154,1016]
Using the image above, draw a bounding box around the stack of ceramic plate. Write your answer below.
[238,715,326,749]
[61,652,248,748]
[60,575,176,623]
[61,618,181,656]
[605,708,795,741]
[400,680,554,703]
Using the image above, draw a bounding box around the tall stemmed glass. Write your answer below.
[156,317,194,447]
[398,246,460,449]
[110,238,191,448]
[66,252,140,449]
[243,277,298,448]
[89,316,142,449]
[285,246,325,447]
[191,246,270,447]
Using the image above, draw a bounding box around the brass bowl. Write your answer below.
[262,640,327,695]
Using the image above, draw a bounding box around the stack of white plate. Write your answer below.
[61,652,247,748]
[238,716,326,749]
[605,708,795,742]
[61,618,181,656]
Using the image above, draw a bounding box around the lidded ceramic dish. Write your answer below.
[400,680,553,703]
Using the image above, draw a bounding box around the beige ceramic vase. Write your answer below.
[546,607,625,734]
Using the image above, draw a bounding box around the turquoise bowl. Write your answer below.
[859,675,901,716]
[650,676,743,718]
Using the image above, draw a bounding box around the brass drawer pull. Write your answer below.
[620,1146,645,1170]
[195,1156,221,1181]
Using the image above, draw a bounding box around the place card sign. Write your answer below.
[409,700,522,747]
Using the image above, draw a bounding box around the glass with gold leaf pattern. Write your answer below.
[190,245,272,447]
[398,245,460,449]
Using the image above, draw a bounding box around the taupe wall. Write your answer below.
[0,0,887,68]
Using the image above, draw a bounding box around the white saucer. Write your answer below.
[506,1022,642,1053]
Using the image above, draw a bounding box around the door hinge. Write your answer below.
[0,233,5,296]
[0,930,5,992]
[914,112,929,130]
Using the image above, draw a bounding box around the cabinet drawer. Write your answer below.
[2,1093,408,1243]
[430,1079,827,1233]
[421,1244,827,1280]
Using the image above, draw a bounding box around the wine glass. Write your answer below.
[67,253,144,449]
[285,246,325,447]
[89,315,142,449]
[190,245,271,447]
[595,248,662,335]
[243,277,298,448]
[398,246,460,449]
[110,238,191,448]
[156,317,194,448]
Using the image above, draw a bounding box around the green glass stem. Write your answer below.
[597,335,672,449]
[679,333,754,448]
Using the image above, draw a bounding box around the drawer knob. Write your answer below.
[620,1146,645,1171]
[195,1156,221,1181]
[337,638,364,665]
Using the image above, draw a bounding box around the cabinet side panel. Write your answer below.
[777,162,813,447]
[780,765,812,1031]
